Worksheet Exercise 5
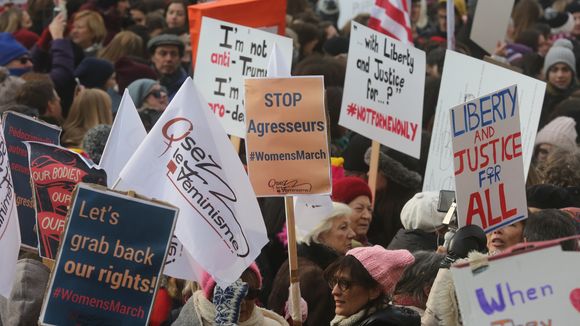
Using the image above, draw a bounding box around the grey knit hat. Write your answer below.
[127,78,157,108]
[535,116,578,152]
[82,124,112,165]
[543,39,576,75]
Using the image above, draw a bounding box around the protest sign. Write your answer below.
[25,142,107,259]
[470,0,514,54]
[451,242,580,325]
[3,112,61,249]
[117,78,268,285]
[194,17,293,138]
[339,22,425,159]
[338,0,374,29]
[163,235,204,282]
[423,50,546,192]
[39,184,177,325]
[450,85,527,233]
[100,90,147,188]
[188,0,287,67]
[0,123,20,298]
[245,76,331,196]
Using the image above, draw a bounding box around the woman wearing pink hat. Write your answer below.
[324,245,420,325]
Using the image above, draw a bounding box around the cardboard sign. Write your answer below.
[194,17,293,138]
[451,244,580,325]
[39,184,177,325]
[188,0,287,68]
[450,85,527,233]
[470,0,515,54]
[339,22,425,159]
[26,142,107,259]
[245,76,331,196]
[337,0,374,29]
[423,51,546,192]
[2,112,61,249]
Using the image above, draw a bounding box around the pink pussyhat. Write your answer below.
[200,262,263,299]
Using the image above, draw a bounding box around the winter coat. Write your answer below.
[172,290,288,326]
[387,228,443,252]
[159,67,188,101]
[331,304,420,326]
[268,242,340,326]
[0,259,50,326]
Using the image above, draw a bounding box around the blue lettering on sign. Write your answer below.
[476,282,554,315]
[452,87,518,137]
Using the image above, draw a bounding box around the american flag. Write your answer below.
[368,0,413,44]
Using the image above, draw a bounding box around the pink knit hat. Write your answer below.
[347,246,414,295]
[200,262,263,299]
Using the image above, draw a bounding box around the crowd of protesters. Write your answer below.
[1,0,580,325]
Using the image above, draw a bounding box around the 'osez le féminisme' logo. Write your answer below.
[160,117,250,257]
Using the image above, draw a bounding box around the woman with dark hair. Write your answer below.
[324,246,420,325]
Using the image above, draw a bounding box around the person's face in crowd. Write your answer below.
[534,143,554,163]
[5,55,33,70]
[130,9,146,26]
[330,270,381,317]
[143,85,168,111]
[573,12,580,37]
[348,196,373,238]
[548,63,574,90]
[411,1,421,24]
[71,17,95,49]
[537,34,550,57]
[47,89,62,119]
[166,3,186,29]
[117,0,130,14]
[105,72,117,90]
[437,7,447,32]
[21,10,33,29]
[319,215,355,254]
[151,45,181,75]
[238,273,259,322]
[325,25,339,39]
[179,33,192,64]
[487,221,525,253]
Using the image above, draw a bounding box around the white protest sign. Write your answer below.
[117,78,268,285]
[423,50,546,192]
[338,0,374,29]
[194,17,293,138]
[470,0,514,54]
[0,123,20,298]
[339,22,425,158]
[451,245,580,325]
[450,85,527,233]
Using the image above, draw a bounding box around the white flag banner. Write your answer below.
[293,195,333,240]
[101,89,147,187]
[0,123,21,298]
[164,235,205,282]
[117,78,268,285]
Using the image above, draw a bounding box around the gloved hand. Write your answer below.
[212,279,249,326]
[440,225,487,268]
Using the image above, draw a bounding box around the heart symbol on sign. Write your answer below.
[570,288,580,313]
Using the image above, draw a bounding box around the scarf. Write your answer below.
[330,306,377,326]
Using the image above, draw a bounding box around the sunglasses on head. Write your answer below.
[328,277,353,291]
[245,288,260,300]
[148,89,166,99]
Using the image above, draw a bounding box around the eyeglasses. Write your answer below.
[147,89,167,99]
[328,277,353,291]
[245,288,260,300]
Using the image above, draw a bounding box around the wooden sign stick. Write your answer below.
[367,140,381,207]
[284,196,302,326]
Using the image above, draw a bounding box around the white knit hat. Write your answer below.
[535,116,578,152]
[400,191,446,232]
[543,39,576,75]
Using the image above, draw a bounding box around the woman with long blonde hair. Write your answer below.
[98,31,145,63]
[61,89,112,148]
